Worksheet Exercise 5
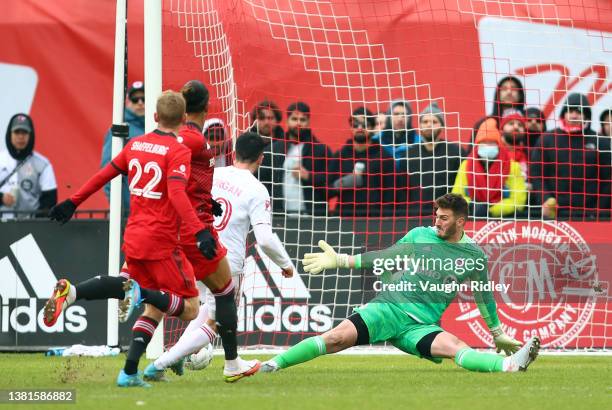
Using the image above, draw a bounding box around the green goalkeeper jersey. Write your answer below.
[355,226,500,329]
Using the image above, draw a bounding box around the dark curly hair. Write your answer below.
[435,193,469,219]
[251,100,282,123]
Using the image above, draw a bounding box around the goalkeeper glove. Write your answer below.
[196,228,217,260]
[211,198,223,217]
[491,326,522,355]
[302,240,350,275]
[48,199,77,224]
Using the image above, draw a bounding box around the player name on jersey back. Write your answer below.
[212,166,271,273]
[214,180,243,197]
[130,141,170,156]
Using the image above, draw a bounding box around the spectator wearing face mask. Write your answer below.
[452,119,527,218]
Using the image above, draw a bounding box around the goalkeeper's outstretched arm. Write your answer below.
[302,240,353,275]
[302,240,411,275]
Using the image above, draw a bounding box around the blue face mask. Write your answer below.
[478,144,499,159]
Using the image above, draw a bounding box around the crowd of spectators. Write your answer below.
[2,76,609,221]
[252,75,611,220]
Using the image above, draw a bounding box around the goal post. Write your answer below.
[107,0,166,357]
[138,0,610,355]
[144,0,165,359]
[106,0,128,348]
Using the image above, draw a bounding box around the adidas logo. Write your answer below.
[238,236,332,333]
[0,234,87,334]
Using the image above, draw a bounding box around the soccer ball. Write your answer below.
[185,344,214,370]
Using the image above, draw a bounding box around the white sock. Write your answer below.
[154,324,216,370]
[182,304,209,335]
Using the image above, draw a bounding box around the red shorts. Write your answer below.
[181,229,227,281]
[126,249,198,298]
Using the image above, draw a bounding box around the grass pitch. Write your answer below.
[0,353,609,410]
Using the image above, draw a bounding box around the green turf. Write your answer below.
[0,354,609,410]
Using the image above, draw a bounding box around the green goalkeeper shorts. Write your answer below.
[354,302,444,363]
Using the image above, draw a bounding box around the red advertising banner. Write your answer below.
[443,221,611,349]
[0,1,610,211]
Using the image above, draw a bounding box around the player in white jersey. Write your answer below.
[146,132,293,375]
[207,140,294,314]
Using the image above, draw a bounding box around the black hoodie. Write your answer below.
[6,113,35,160]
[1,113,57,215]
[525,107,547,149]
[529,93,610,219]
[332,138,396,216]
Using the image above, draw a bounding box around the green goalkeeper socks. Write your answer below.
[455,348,504,372]
[273,336,327,369]
[272,339,504,372]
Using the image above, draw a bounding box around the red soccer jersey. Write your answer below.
[111,130,199,259]
[178,122,215,226]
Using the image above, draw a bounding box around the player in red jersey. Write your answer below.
[140,80,259,383]
[46,91,215,387]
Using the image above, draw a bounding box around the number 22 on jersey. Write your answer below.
[128,158,163,199]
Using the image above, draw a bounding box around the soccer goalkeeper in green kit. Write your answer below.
[261,194,540,373]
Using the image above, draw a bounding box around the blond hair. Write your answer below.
[156,91,186,128]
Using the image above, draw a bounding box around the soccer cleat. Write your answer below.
[119,279,142,323]
[169,358,185,376]
[116,370,151,388]
[223,358,261,383]
[143,363,169,382]
[259,360,280,373]
[503,337,540,372]
[43,279,72,327]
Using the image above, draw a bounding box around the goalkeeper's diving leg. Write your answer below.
[413,331,540,373]
[261,313,367,372]
[261,314,540,373]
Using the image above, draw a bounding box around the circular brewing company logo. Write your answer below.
[459,221,597,348]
